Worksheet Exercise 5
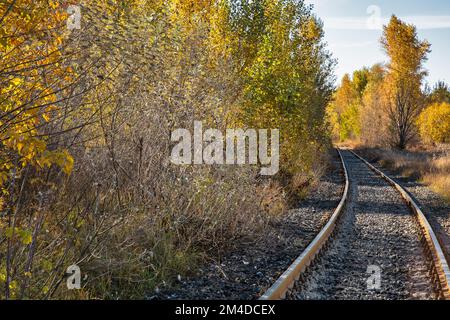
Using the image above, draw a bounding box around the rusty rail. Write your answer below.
[350,150,450,300]
[260,149,349,300]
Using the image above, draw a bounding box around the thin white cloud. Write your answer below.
[324,17,374,30]
[323,15,450,30]
[405,16,450,29]
[329,41,377,49]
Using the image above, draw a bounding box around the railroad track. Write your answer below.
[260,149,450,300]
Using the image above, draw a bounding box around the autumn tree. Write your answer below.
[417,102,450,144]
[360,64,390,146]
[327,68,369,142]
[0,0,78,299]
[230,0,335,176]
[381,15,430,149]
[429,81,450,104]
[328,17,431,149]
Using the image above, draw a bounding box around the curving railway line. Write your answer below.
[260,149,450,301]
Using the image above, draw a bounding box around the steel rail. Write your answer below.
[260,149,349,300]
[350,150,450,300]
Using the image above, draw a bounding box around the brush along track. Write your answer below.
[261,149,450,300]
[155,151,345,300]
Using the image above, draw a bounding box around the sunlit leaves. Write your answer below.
[4,227,32,245]
[232,0,334,174]
[417,102,450,144]
[0,0,74,189]
[327,69,370,142]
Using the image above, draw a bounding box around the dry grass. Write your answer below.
[424,155,450,201]
[357,144,450,201]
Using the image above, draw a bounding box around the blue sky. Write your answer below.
[305,0,450,86]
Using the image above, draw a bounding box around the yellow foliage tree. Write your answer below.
[1,0,75,299]
[417,102,450,144]
[0,0,74,189]
[381,15,430,149]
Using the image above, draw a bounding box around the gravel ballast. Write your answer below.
[289,150,437,300]
[361,153,450,265]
